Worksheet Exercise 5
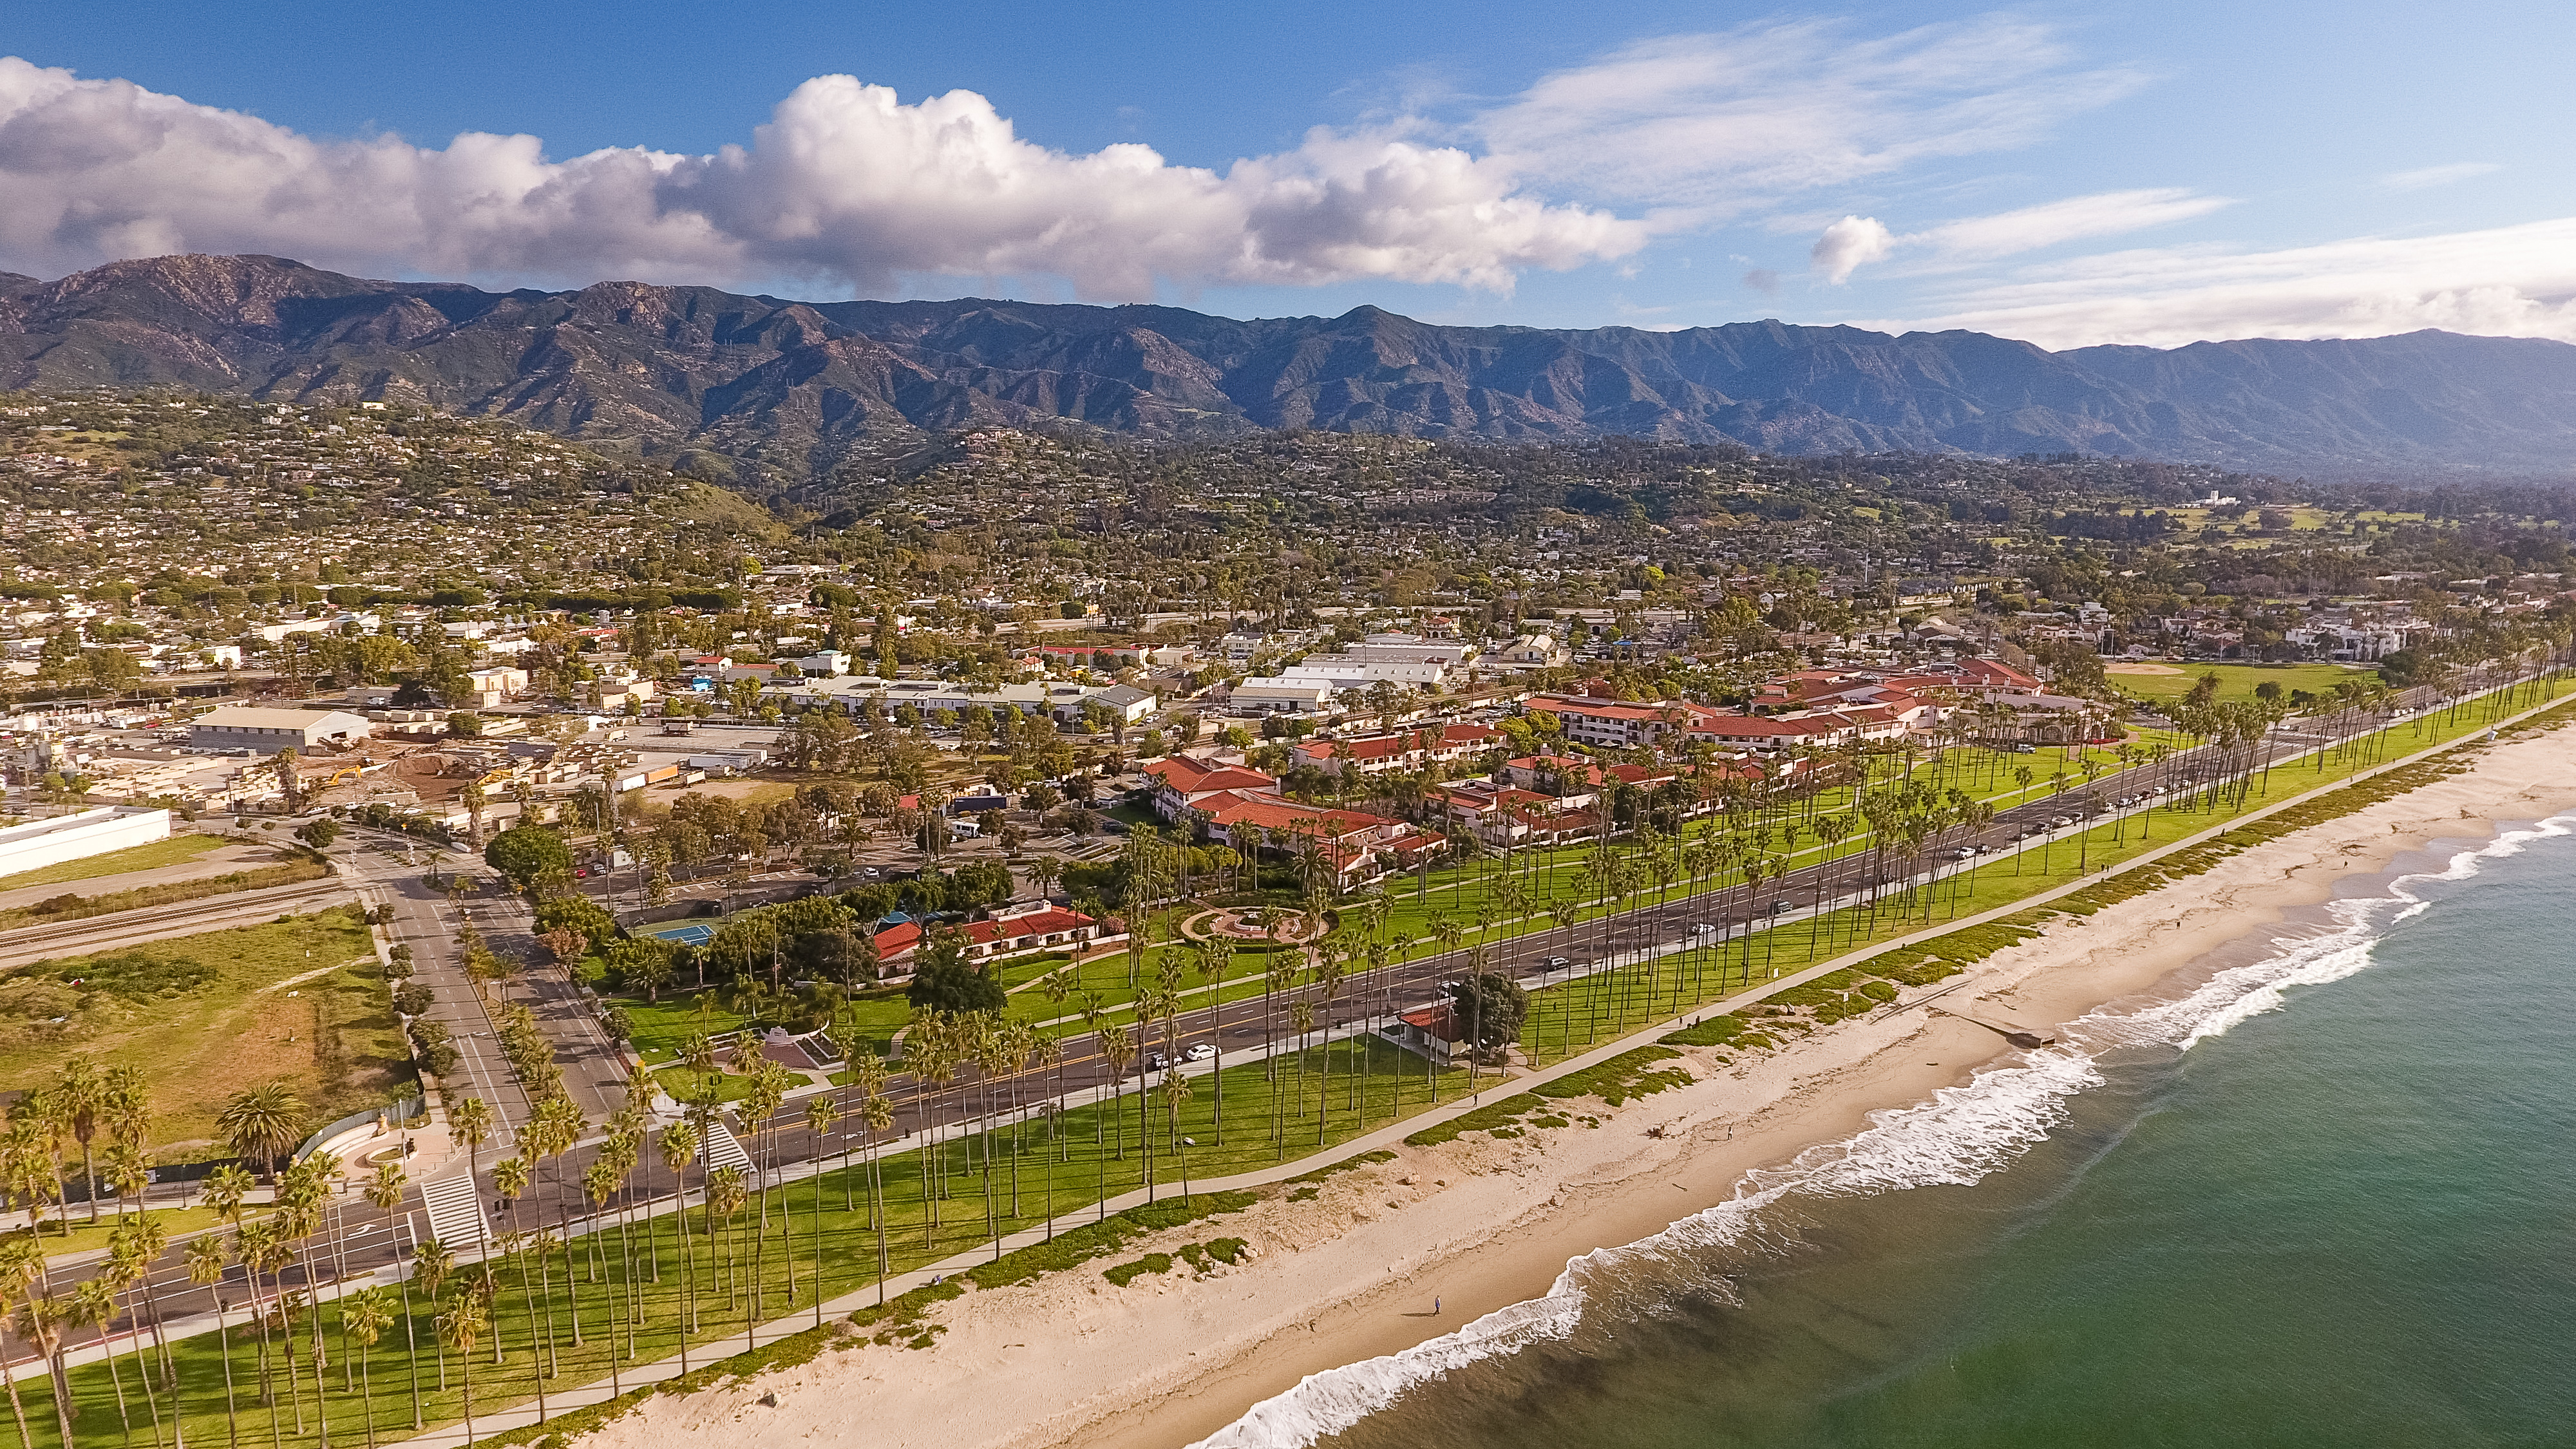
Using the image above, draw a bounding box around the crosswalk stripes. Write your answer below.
[701,1119,753,1175]
[419,1172,490,1251]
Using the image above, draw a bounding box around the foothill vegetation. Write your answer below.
[1,380,2575,1447]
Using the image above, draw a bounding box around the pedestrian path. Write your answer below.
[418,1174,490,1252]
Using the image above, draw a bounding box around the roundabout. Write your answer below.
[1177,904,1328,946]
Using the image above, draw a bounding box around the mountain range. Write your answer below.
[5,253,2575,480]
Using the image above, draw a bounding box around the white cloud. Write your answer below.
[1810,216,1894,283]
[1475,17,2145,223]
[1800,187,2231,284]
[0,59,1643,299]
[1910,188,2232,260]
[1863,218,2576,348]
[2378,162,2501,191]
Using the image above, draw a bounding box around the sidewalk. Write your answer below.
[388,683,2570,1446]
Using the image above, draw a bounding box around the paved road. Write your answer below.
[32,665,2557,1363]
[332,835,629,1135]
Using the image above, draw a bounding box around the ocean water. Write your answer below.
[1200,815,2576,1449]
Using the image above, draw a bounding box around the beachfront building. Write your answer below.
[1184,793,1446,891]
[1144,755,1285,823]
[1146,755,1444,887]
[1387,1000,1466,1063]
[871,899,1124,973]
[1429,779,1601,848]
[1520,694,1703,750]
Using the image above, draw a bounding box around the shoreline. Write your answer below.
[578,723,2576,1449]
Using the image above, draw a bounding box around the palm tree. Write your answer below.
[1191,939,1232,1142]
[216,1083,308,1183]
[857,1084,896,1300]
[578,1162,627,1396]
[230,1219,290,1443]
[103,1151,176,1397]
[0,1112,63,1240]
[104,1217,173,1449]
[19,1286,79,1449]
[202,1165,254,1229]
[1160,1072,1195,1201]
[656,1123,700,1368]
[409,1240,455,1397]
[801,1097,839,1327]
[170,1243,245,1443]
[433,1293,487,1446]
[444,1098,494,1185]
[48,1060,106,1226]
[336,1289,395,1449]
[737,1061,792,1325]
[69,1276,135,1449]
[0,1237,43,1449]
[358,1164,423,1432]
[701,1168,748,1349]
[969,1020,1013,1245]
[1097,1022,1135,1182]
[490,1158,529,1228]
[494,1231,547,1424]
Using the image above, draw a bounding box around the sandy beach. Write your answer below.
[580,724,2576,1449]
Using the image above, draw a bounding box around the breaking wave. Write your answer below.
[1189,815,2576,1449]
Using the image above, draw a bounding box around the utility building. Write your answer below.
[189,706,374,753]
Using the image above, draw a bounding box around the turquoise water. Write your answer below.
[1204,817,2576,1449]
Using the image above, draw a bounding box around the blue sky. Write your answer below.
[3,0,2569,346]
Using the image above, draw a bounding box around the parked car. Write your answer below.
[1540,955,1571,972]
[1144,1052,1169,1072]
[1184,1043,1216,1062]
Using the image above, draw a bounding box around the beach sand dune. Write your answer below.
[582,727,2576,1449]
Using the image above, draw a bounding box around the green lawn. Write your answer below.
[0,673,2559,1449]
[3,1203,234,1258]
[2108,661,2376,704]
[14,1025,1470,1449]
[616,989,785,1071]
[0,907,407,1152]
[0,831,227,891]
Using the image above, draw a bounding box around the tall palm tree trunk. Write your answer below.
[3,1332,37,1449]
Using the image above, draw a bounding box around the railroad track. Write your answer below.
[0,876,355,961]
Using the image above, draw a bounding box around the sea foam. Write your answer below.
[1189,813,2576,1449]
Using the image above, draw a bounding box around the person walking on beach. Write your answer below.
[1435,1296,1441,1316]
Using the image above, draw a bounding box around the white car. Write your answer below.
[1184,1043,1216,1063]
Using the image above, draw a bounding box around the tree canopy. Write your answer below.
[1446,972,1528,1056]
[484,825,573,891]
[904,924,1005,1014]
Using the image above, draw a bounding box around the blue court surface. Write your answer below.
[642,922,715,947]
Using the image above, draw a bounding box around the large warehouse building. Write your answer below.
[0,807,174,879]
[189,706,373,753]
